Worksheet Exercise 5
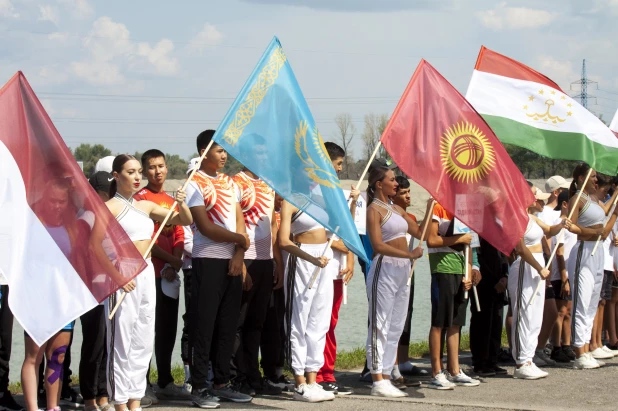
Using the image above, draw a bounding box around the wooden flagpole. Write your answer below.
[108,139,215,320]
[407,199,434,287]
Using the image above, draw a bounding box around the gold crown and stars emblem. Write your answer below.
[523,89,573,125]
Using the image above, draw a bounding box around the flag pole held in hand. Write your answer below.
[108,139,215,320]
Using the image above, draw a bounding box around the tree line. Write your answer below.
[70,112,583,182]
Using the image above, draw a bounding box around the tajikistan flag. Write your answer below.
[466,46,618,176]
[611,109,618,136]
[0,73,146,345]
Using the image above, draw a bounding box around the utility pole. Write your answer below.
[571,59,597,109]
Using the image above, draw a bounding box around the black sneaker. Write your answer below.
[234,381,256,397]
[60,385,84,408]
[551,347,572,363]
[0,391,24,411]
[319,382,338,394]
[473,366,496,377]
[334,382,353,395]
[191,388,220,409]
[491,365,508,375]
[210,383,253,403]
[563,346,577,361]
[251,379,282,396]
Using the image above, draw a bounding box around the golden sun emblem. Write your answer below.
[440,122,496,184]
[295,120,341,189]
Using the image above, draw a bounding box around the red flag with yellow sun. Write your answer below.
[381,59,534,255]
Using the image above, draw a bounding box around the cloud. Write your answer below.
[0,0,19,18]
[37,65,70,85]
[536,56,578,88]
[38,5,60,25]
[58,0,94,20]
[48,32,70,42]
[188,23,224,53]
[239,0,444,12]
[72,16,180,85]
[476,3,555,30]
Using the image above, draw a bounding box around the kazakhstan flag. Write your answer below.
[212,37,368,263]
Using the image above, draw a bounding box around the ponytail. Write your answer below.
[569,162,591,199]
[367,184,376,205]
[568,179,577,199]
[109,179,117,199]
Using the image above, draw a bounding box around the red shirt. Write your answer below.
[134,186,184,277]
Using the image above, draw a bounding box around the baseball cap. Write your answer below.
[89,171,113,193]
[370,157,397,170]
[94,156,115,174]
[186,157,200,175]
[545,175,570,193]
[533,187,551,201]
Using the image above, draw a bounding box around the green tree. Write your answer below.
[73,144,113,176]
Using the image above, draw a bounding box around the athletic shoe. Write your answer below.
[264,377,290,393]
[319,382,338,394]
[333,382,353,395]
[428,371,455,390]
[359,370,373,382]
[550,347,572,363]
[250,379,282,396]
[446,370,480,387]
[156,382,193,401]
[399,361,429,376]
[534,350,556,366]
[143,385,159,406]
[99,404,113,411]
[473,366,496,377]
[293,383,322,402]
[0,390,24,410]
[530,363,549,378]
[234,381,256,397]
[563,346,577,361]
[60,385,84,408]
[308,383,335,401]
[140,396,152,408]
[183,382,193,395]
[489,365,507,375]
[513,362,546,380]
[370,381,407,398]
[573,353,601,369]
[210,383,253,403]
[392,376,420,387]
[602,345,618,356]
[591,347,613,359]
[191,388,221,409]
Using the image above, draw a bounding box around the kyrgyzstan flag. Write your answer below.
[381,60,534,255]
[0,72,146,345]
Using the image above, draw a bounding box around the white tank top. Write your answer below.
[290,211,323,236]
[577,191,605,227]
[114,194,154,242]
[524,215,543,247]
[372,199,407,242]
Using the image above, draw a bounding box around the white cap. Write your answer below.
[533,187,551,201]
[94,156,115,174]
[545,175,570,193]
[186,157,200,175]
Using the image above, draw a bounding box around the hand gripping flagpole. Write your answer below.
[307,142,382,290]
[590,195,618,256]
[109,139,215,320]
[407,199,435,287]
[529,167,593,307]
[463,245,481,312]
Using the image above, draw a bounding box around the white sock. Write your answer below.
[391,366,402,379]
[373,379,387,387]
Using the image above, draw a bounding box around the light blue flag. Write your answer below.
[212,37,369,263]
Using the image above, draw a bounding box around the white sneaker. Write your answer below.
[591,347,613,359]
[293,383,322,402]
[601,346,618,356]
[530,363,549,378]
[370,381,407,397]
[446,370,480,387]
[308,383,335,401]
[428,370,455,390]
[573,353,601,369]
[513,362,546,380]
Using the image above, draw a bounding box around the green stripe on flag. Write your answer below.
[483,114,618,175]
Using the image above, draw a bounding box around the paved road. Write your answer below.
[28,354,617,411]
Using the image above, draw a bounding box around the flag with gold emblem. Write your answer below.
[211,37,368,262]
[380,59,533,255]
[467,46,618,175]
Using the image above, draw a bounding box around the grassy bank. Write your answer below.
[8,331,509,393]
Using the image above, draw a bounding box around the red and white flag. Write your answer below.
[0,72,146,345]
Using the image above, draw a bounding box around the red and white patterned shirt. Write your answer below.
[233,171,275,260]
[185,171,240,259]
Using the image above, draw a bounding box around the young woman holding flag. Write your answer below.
[564,163,618,370]
[364,166,424,398]
[509,187,563,380]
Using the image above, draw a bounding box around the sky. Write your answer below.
[1,0,617,161]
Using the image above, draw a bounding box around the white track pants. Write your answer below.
[509,253,544,365]
[366,255,411,375]
[105,259,156,404]
[284,243,335,376]
[568,241,604,348]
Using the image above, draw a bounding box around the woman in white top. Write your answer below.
[563,163,618,370]
[102,154,192,411]
[509,188,562,380]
